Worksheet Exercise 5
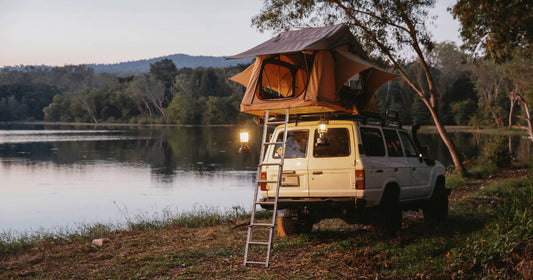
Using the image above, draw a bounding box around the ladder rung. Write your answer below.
[255,201,275,205]
[248,241,270,246]
[257,180,278,184]
[259,163,282,166]
[250,223,274,227]
[264,141,283,145]
[266,121,286,125]
[245,261,268,265]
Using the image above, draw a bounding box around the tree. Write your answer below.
[126,75,166,116]
[150,59,178,106]
[501,50,533,140]
[253,0,467,175]
[452,0,533,62]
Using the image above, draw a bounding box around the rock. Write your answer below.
[91,238,110,247]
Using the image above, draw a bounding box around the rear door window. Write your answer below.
[360,127,386,156]
[273,130,309,158]
[399,131,419,157]
[383,129,403,157]
[313,128,350,157]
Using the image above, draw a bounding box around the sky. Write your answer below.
[0,0,462,67]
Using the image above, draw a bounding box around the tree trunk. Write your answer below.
[426,101,467,175]
[518,95,533,142]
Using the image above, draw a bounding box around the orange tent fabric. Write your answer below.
[228,24,397,117]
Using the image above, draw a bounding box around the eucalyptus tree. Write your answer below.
[253,0,467,174]
[452,0,532,62]
[126,74,166,116]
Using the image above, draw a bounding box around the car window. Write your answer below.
[273,130,309,158]
[399,131,419,157]
[383,129,403,157]
[313,128,350,157]
[360,127,386,157]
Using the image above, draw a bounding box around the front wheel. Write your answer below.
[423,179,448,227]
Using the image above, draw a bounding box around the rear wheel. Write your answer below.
[276,209,314,237]
[377,188,402,237]
[423,179,448,227]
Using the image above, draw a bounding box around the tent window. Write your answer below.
[257,54,313,100]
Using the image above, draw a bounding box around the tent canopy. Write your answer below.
[229,24,397,117]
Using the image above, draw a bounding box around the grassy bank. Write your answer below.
[1,170,532,279]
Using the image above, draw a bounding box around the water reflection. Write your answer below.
[0,124,261,234]
[1,124,531,234]
[418,131,533,166]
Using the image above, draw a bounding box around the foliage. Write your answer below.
[446,173,465,190]
[466,137,512,178]
[482,138,512,169]
[1,61,249,124]
[452,0,533,62]
[252,0,468,175]
[451,178,533,278]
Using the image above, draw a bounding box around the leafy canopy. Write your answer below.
[252,0,436,61]
[452,0,533,62]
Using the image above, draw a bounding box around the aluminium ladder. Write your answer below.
[243,109,290,267]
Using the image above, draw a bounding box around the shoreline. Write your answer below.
[0,121,236,128]
[1,168,531,279]
[1,121,530,134]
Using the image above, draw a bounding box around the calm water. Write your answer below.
[0,124,260,234]
[1,124,531,234]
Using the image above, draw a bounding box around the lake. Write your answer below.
[1,123,531,235]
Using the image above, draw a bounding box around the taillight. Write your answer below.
[355,169,365,190]
[260,172,267,191]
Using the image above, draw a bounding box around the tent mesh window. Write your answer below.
[257,53,314,100]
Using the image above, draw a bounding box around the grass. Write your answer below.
[1,171,532,279]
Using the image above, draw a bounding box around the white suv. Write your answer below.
[259,116,448,236]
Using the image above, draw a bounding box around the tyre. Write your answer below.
[377,188,402,237]
[276,209,314,237]
[423,178,448,227]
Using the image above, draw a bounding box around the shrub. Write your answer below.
[482,138,511,168]
[446,173,465,190]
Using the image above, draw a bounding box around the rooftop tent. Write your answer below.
[228,24,397,117]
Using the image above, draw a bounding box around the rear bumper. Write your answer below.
[259,197,367,210]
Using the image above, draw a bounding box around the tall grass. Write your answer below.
[0,205,269,256]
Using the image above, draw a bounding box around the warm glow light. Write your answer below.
[318,123,327,133]
[240,131,249,143]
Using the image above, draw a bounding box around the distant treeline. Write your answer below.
[0,59,250,124]
[0,42,531,126]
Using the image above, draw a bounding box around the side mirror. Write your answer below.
[419,145,429,159]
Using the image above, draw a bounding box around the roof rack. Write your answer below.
[263,109,402,128]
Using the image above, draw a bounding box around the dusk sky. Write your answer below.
[0,0,461,67]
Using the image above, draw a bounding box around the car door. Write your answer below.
[398,131,432,198]
[382,129,411,200]
[308,125,355,197]
[264,129,310,197]
[358,126,387,194]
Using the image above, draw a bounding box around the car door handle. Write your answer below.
[376,169,384,173]
[312,171,323,175]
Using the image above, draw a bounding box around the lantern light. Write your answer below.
[239,130,250,154]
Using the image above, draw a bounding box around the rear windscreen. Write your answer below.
[313,128,350,157]
[273,130,309,158]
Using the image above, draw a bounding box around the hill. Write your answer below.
[88,53,252,74]
[2,54,252,74]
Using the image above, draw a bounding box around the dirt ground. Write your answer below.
[1,169,531,279]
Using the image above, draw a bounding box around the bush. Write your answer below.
[446,173,465,190]
[469,163,498,178]
[482,139,511,168]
